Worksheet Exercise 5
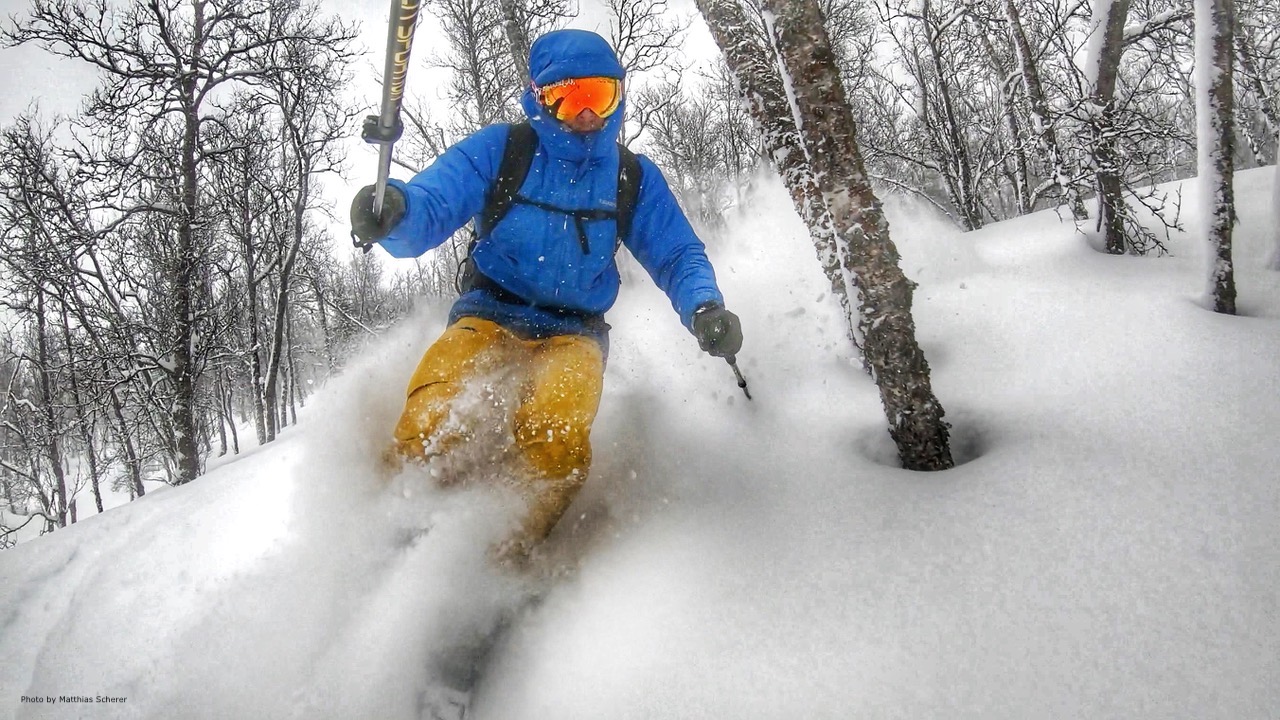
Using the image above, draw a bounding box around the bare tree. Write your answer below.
[1003,0,1089,221]
[879,0,986,230]
[1084,0,1133,254]
[256,9,359,442]
[699,0,952,470]
[1234,0,1279,165]
[499,0,534,84]
[431,0,526,132]
[608,0,690,76]
[963,7,1033,216]
[701,57,766,192]
[1069,0,1190,256]
[1272,129,1280,271]
[693,0,859,352]
[0,118,76,531]
[1271,173,1280,269]
[643,79,747,233]
[764,0,951,470]
[4,0,333,483]
[1195,0,1237,314]
[420,0,570,143]
[1,112,156,503]
[4,0,365,491]
[208,101,281,445]
[58,305,105,515]
[1,336,63,542]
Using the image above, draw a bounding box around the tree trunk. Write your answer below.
[262,166,305,443]
[1238,118,1268,167]
[224,370,240,455]
[170,0,207,484]
[34,289,69,526]
[240,160,269,447]
[1271,130,1280,271]
[969,13,1032,216]
[762,0,954,471]
[309,269,337,372]
[286,313,300,425]
[920,0,982,230]
[499,0,532,85]
[1086,0,1132,254]
[60,308,104,514]
[1196,0,1236,314]
[1235,30,1280,147]
[1004,0,1088,221]
[107,380,145,499]
[215,371,229,457]
[693,0,861,355]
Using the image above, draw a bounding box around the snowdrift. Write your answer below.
[2,169,1278,719]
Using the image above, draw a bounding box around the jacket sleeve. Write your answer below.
[623,155,725,330]
[377,124,507,259]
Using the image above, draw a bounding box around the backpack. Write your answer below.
[455,122,643,294]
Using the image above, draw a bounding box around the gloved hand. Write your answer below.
[349,184,407,245]
[691,304,743,357]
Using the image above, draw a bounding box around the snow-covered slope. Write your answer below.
[2,170,1278,720]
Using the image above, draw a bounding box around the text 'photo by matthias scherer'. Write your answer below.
[21,694,128,704]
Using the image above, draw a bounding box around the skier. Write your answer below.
[350,28,742,561]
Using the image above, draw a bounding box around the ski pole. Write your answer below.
[358,0,422,248]
[726,355,752,400]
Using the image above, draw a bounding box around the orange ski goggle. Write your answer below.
[533,76,623,122]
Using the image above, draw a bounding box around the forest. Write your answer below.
[1,0,1276,546]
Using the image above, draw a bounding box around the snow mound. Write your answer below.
[2,170,1278,720]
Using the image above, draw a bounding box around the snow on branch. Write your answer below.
[1123,9,1192,46]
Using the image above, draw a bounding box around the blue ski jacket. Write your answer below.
[378,29,724,343]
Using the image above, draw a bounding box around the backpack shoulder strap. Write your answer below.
[616,143,643,244]
[478,122,538,237]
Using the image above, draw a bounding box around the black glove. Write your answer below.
[691,304,743,357]
[350,184,407,245]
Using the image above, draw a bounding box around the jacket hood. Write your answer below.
[528,29,626,86]
[522,30,627,162]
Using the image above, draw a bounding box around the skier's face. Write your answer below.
[533,76,621,133]
[563,108,607,133]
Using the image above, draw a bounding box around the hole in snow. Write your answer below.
[852,412,988,470]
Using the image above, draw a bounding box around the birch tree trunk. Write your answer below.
[60,309,103,514]
[499,0,532,85]
[968,13,1032,216]
[1271,135,1280,270]
[262,159,304,442]
[169,0,207,484]
[106,377,146,499]
[1085,0,1132,254]
[1195,0,1237,314]
[919,0,983,231]
[1235,29,1280,146]
[693,0,861,353]
[34,289,69,526]
[235,157,269,446]
[762,0,953,471]
[1004,0,1088,221]
[307,265,338,372]
[215,372,229,457]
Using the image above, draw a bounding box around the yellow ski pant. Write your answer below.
[393,316,605,548]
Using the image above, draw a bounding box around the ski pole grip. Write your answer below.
[362,114,403,145]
